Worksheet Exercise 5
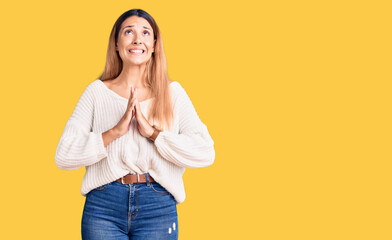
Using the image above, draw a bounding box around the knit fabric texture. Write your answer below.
[55,79,215,204]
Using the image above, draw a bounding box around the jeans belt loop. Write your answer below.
[145,173,150,186]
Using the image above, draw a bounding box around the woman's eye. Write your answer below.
[125,30,150,36]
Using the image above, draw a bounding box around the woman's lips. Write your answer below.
[129,49,145,55]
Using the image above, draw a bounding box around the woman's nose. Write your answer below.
[133,34,142,44]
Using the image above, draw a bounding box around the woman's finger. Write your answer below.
[128,97,134,109]
[130,86,134,98]
[132,87,137,100]
[128,87,138,108]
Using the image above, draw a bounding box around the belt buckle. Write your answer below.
[122,173,140,184]
[121,176,126,184]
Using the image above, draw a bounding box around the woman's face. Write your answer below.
[116,16,156,66]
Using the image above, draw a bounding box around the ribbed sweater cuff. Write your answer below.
[154,130,164,145]
[97,132,108,159]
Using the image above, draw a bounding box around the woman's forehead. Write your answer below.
[121,16,152,30]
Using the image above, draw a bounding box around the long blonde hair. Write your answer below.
[98,9,173,130]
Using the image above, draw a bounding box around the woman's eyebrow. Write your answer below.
[123,25,151,31]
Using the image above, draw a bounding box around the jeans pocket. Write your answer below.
[93,183,110,192]
[149,182,170,194]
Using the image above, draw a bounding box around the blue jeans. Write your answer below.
[81,173,178,239]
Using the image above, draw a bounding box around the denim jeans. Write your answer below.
[81,173,178,239]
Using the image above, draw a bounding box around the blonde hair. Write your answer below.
[98,9,173,130]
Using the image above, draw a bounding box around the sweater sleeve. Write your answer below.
[54,83,108,170]
[153,83,215,168]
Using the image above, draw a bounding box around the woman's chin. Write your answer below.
[124,59,150,66]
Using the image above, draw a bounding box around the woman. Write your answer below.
[54,8,215,240]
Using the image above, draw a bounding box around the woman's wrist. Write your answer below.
[148,125,161,142]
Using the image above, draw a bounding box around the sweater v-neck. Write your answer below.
[96,79,154,104]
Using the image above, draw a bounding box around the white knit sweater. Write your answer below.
[55,79,215,204]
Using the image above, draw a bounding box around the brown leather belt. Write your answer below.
[116,173,155,184]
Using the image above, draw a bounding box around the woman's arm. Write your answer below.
[102,128,121,147]
[54,83,109,170]
[153,83,215,169]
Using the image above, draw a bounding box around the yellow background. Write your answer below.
[0,0,391,239]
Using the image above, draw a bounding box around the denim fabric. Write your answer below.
[81,173,178,239]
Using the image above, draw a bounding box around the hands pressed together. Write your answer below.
[113,86,155,139]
